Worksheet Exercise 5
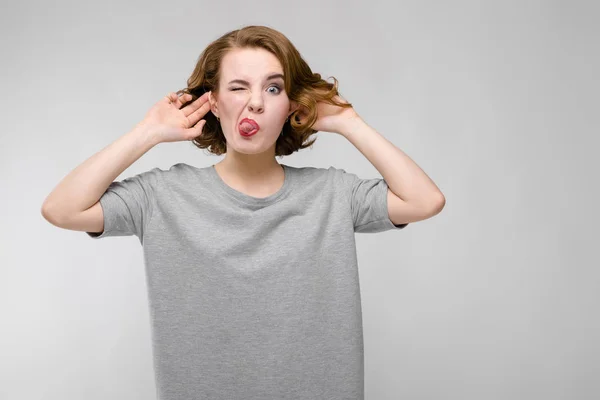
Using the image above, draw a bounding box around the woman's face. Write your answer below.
[209,47,297,155]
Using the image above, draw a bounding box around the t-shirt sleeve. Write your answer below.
[335,167,409,233]
[86,167,162,243]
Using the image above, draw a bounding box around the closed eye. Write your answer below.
[230,85,282,93]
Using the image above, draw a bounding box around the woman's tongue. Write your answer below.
[240,121,257,133]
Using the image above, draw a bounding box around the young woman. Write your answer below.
[42,25,444,400]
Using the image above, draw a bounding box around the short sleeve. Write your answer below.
[334,167,409,233]
[86,167,162,243]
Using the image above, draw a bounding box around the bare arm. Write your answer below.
[41,125,159,231]
[41,91,210,233]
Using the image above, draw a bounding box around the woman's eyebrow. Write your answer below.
[228,73,284,85]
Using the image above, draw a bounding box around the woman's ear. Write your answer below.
[289,100,308,123]
[289,100,300,117]
[208,91,219,118]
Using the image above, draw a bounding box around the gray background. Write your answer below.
[2,1,599,399]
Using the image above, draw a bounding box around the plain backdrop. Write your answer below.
[2,1,599,399]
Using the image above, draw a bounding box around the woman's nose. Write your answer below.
[248,103,263,113]
[247,94,264,113]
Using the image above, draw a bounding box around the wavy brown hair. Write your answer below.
[175,25,353,157]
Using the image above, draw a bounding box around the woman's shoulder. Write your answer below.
[152,162,211,178]
[286,163,344,177]
[285,164,353,192]
[124,163,208,192]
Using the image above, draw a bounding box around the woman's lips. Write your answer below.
[239,127,258,137]
[239,118,260,137]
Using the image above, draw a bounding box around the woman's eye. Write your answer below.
[230,85,281,93]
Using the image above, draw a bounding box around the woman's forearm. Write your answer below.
[339,117,444,208]
[41,124,159,223]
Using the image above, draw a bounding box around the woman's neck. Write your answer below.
[213,153,285,197]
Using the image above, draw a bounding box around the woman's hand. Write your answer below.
[299,93,361,134]
[137,91,212,144]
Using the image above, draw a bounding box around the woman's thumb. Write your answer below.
[192,120,206,137]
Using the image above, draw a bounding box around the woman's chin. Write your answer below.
[228,139,276,155]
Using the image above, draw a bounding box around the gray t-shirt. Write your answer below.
[87,162,407,400]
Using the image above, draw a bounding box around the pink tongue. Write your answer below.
[240,122,256,133]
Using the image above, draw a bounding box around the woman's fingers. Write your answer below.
[186,96,212,125]
[164,92,189,109]
[182,92,210,118]
[173,93,189,109]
